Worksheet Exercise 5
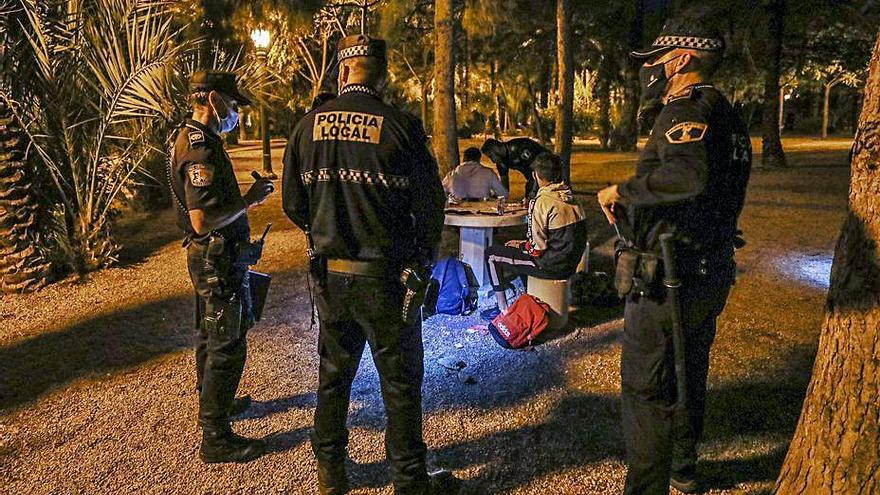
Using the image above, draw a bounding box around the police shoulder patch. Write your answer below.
[665,121,708,144]
[187,163,213,187]
[187,130,205,147]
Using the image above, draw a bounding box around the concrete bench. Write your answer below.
[526,242,590,330]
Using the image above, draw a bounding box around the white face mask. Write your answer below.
[211,95,239,134]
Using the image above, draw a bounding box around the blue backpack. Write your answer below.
[431,257,479,315]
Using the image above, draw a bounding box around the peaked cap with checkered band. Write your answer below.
[631,7,724,60]
[337,34,387,62]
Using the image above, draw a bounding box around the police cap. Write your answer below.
[188,71,252,106]
[336,34,387,62]
[631,7,724,60]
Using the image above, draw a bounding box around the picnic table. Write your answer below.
[444,200,528,288]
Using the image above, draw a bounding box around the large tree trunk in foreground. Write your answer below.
[774,30,880,495]
[0,98,50,292]
[554,0,574,184]
[432,0,459,176]
[761,0,787,168]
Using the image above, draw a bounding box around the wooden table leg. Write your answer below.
[459,226,493,287]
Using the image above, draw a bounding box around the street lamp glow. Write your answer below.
[251,29,270,50]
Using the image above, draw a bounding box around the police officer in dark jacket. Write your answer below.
[168,71,275,463]
[282,35,458,495]
[597,10,752,495]
[481,137,549,198]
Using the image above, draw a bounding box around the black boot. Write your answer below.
[428,470,462,495]
[229,395,253,417]
[317,462,349,495]
[199,426,266,464]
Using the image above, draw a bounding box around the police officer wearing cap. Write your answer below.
[168,71,275,463]
[596,9,752,494]
[282,35,459,494]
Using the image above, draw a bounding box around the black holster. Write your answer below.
[614,246,660,298]
[400,263,439,325]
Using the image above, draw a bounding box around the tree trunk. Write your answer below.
[778,87,785,133]
[774,30,880,495]
[761,0,787,168]
[432,0,459,176]
[615,0,644,151]
[554,0,574,184]
[530,86,548,145]
[490,60,502,138]
[0,98,50,292]
[598,74,612,150]
[822,83,832,139]
[420,82,430,130]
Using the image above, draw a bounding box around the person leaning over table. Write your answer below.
[442,146,508,200]
[482,151,587,320]
[596,7,752,494]
[281,34,461,495]
[167,71,275,464]
[481,136,549,199]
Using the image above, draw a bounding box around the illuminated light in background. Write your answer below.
[779,252,833,289]
[251,29,270,50]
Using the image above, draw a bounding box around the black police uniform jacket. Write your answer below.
[168,119,250,242]
[282,86,445,263]
[492,137,549,198]
[618,84,751,263]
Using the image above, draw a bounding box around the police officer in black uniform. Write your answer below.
[282,35,459,495]
[168,71,275,463]
[597,9,752,495]
[481,137,549,198]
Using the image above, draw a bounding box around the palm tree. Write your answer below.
[0,97,49,292]
[3,0,191,272]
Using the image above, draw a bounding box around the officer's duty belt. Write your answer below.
[327,259,389,278]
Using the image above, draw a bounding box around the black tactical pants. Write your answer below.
[187,243,253,431]
[621,270,732,495]
[313,272,429,494]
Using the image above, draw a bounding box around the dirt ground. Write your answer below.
[0,137,853,494]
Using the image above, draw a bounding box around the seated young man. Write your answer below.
[442,146,508,200]
[484,152,588,315]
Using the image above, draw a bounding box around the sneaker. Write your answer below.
[670,474,702,494]
[480,307,501,321]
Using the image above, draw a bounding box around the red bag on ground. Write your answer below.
[488,294,552,349]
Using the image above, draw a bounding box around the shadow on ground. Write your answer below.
[344,341,816,494]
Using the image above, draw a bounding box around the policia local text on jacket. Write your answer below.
[599,14,753,494]
[282,34,448,495]
[168,71,274,464]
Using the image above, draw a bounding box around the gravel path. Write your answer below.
[0,138,852,494]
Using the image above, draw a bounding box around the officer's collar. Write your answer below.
[667,83,714,103]
[185,119,222,141]
[339,84,381,99]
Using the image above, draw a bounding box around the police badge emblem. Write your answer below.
[665,122,708,144]
[187,163,213,187]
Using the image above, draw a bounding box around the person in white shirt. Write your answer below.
[442,147,508,200]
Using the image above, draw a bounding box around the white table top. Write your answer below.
[444,201,528,228]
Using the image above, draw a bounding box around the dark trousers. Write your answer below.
[621,272,732,495]
[188,244,252,431]
[313,272,429,494]
[485,244,547,292]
